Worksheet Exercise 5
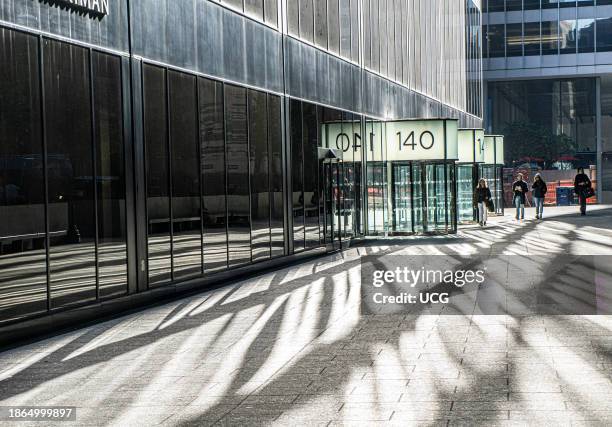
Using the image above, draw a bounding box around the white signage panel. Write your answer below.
[458,129,486,163]
[484,135,504,165]
[321,119,458,162]
[475,129,485,163]
[495,136,505,165]
[385,119,458,162]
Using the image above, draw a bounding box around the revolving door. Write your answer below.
[391,162,457,234]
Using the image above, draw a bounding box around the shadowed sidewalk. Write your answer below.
[1,206,611,426]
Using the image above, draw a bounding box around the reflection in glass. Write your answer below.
[577,19,594,54]
[92,52,128,298]
[244,0,264,21]
[248,90,271,262]
[268,95,284,258]
[0,29,48,321]
[44,39,97,308]
[290,100,305,251]
[143,65,172,286]
[199,78,228,272]
[542,21,559,55]
[169,71,202,279]
[560,20,577,54]
[303,103,320,248]
[225,85,251,267]
[506,23,523,57]
[524,22,541,56]
[487,24,505,58]
[596,18,612,53]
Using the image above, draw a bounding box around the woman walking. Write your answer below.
[531,173,547,219]
[474,178,492,226]
[574,168,592,216]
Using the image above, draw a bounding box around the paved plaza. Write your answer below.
[1,205,612,426]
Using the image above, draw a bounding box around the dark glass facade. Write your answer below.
[0,0,482,333]
[488,78,597,169]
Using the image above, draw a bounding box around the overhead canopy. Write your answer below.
[457,128,485,164]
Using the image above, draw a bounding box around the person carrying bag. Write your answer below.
[574,168,593,216]
[474,178,492,226]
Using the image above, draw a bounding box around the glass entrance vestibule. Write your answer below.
[456,129,485,224]
[367,119,459,235]
[482,135,505,216]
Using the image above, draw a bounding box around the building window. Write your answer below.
[542,20,559,54]
[44,39,97,308]
[488,0,505,12]
[542,0,560,8]
[487,24,505,57]
[199,78,228,272]
[524,21,541,56]
[290,100,305,251]
[267,95,284,258]
[168,71,202,279]
[559,0,576,6]
[560,19,577,54]
[92,52,128,299]
[506,23,523,57]
[143,65,172,286]
[524,0,541,9]
[506,0,523,11]
[224,85,251,268]
[248,89,271,262]
[577,19,595,53]
[596,18,612,52]
[0,28,47,321]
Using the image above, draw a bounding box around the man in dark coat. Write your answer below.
[512,173,529,221]
[574,168,592,216]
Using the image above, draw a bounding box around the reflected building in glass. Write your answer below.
[482,0,612,203]
[0,0,482,339]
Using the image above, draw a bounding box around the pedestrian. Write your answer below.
[574,168,592,216]
[512,173,529,221]
[531,173,547,220]
[474,178,492,226]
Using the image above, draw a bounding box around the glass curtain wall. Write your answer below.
[143,64,285,286]
[0,29,128,323]
[290,100,363,250]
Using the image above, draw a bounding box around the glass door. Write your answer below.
[321,159,341,250]
[457,164,475,223]
[412,164,424,233]
[392,163,412,233]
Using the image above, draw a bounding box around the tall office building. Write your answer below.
[483,0,612,202]
[0,0,482,339]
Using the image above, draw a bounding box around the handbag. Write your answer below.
[585,187,595,199]
[486,199,495,212]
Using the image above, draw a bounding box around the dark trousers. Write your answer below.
[579,194,587,214]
